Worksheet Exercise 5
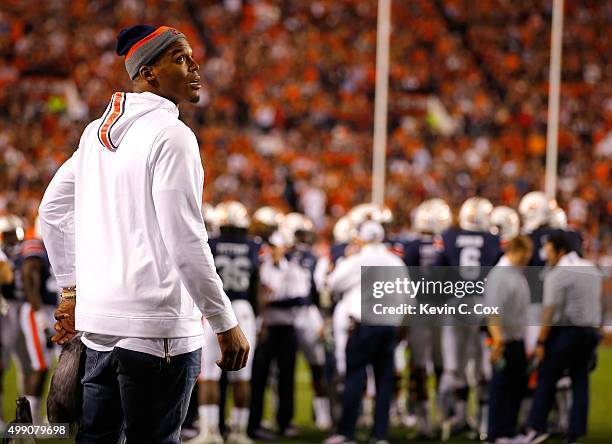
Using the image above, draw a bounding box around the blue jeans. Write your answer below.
[76,346,201,444]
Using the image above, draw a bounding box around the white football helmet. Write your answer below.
[518,191,556,233]
[490,206,520,241]
[281,212,313,236]
[348,203,393,227]
[458,197,493,232]
[215,201,250,229]
[333,216,357,244]
[412,198,452,234]
[201,203,220,235]
[268,229,291,248]
[0,215,25,245]
[252,206,284,229]
[549,207,568,230]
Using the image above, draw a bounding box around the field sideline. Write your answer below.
[2,346,611,443]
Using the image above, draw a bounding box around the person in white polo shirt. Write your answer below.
[39,25,249,443]
[325,221,408,444]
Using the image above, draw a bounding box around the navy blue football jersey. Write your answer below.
[528,226,584,267]
[389,235,438,301]
[402,234,437,267]
[435,228,503,267]
[209,232,261,303]
[384,236,407,262]
[285,243,319,306]
[527,226,559,267]
[529,226,583,264]
[433,229,502,309]
[7,240,58,306]
[563,229,583,257]
[330,242,348,266]
[383,234,436,267]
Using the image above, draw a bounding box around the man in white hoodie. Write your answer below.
[39,25,249,443]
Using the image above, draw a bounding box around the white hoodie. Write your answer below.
[39,92,237,340]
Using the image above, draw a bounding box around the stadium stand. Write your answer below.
[0,0,609,256]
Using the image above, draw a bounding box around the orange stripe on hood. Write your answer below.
[99,92,124,151]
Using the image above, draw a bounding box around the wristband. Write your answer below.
[61,287,76,300]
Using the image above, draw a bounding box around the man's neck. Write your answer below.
[132,84,178,105]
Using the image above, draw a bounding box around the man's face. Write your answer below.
[150,38,201,104]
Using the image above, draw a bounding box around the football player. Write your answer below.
[1,215,56,424]
[190,202,260,444]
[347,203,393,229]
[490,206,520,251]
[435,197,502,440]
[312,216,357,312]
[250,206,284,243]
[403,198,452,438]
[280,213,332,430]
[330,216,356,266]
[317,216,357,426]
[549,206,583,255]
[548,207,567,230]
[202,202,220,239]
[519,191,566,267]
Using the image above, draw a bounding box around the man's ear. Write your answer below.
[139,65,156,83]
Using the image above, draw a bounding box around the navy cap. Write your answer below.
[116,25,157,56]
[116,25,185,79]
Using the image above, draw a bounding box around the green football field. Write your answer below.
[3,346,611,443]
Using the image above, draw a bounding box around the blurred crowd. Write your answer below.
[0,0,609,257]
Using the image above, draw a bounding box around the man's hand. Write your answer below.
[216,325,250,371]
[52,298,77,345]
[490,339,505,364]
[533,343,546,364]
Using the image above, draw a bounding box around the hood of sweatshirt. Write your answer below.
[96,91,178,151]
